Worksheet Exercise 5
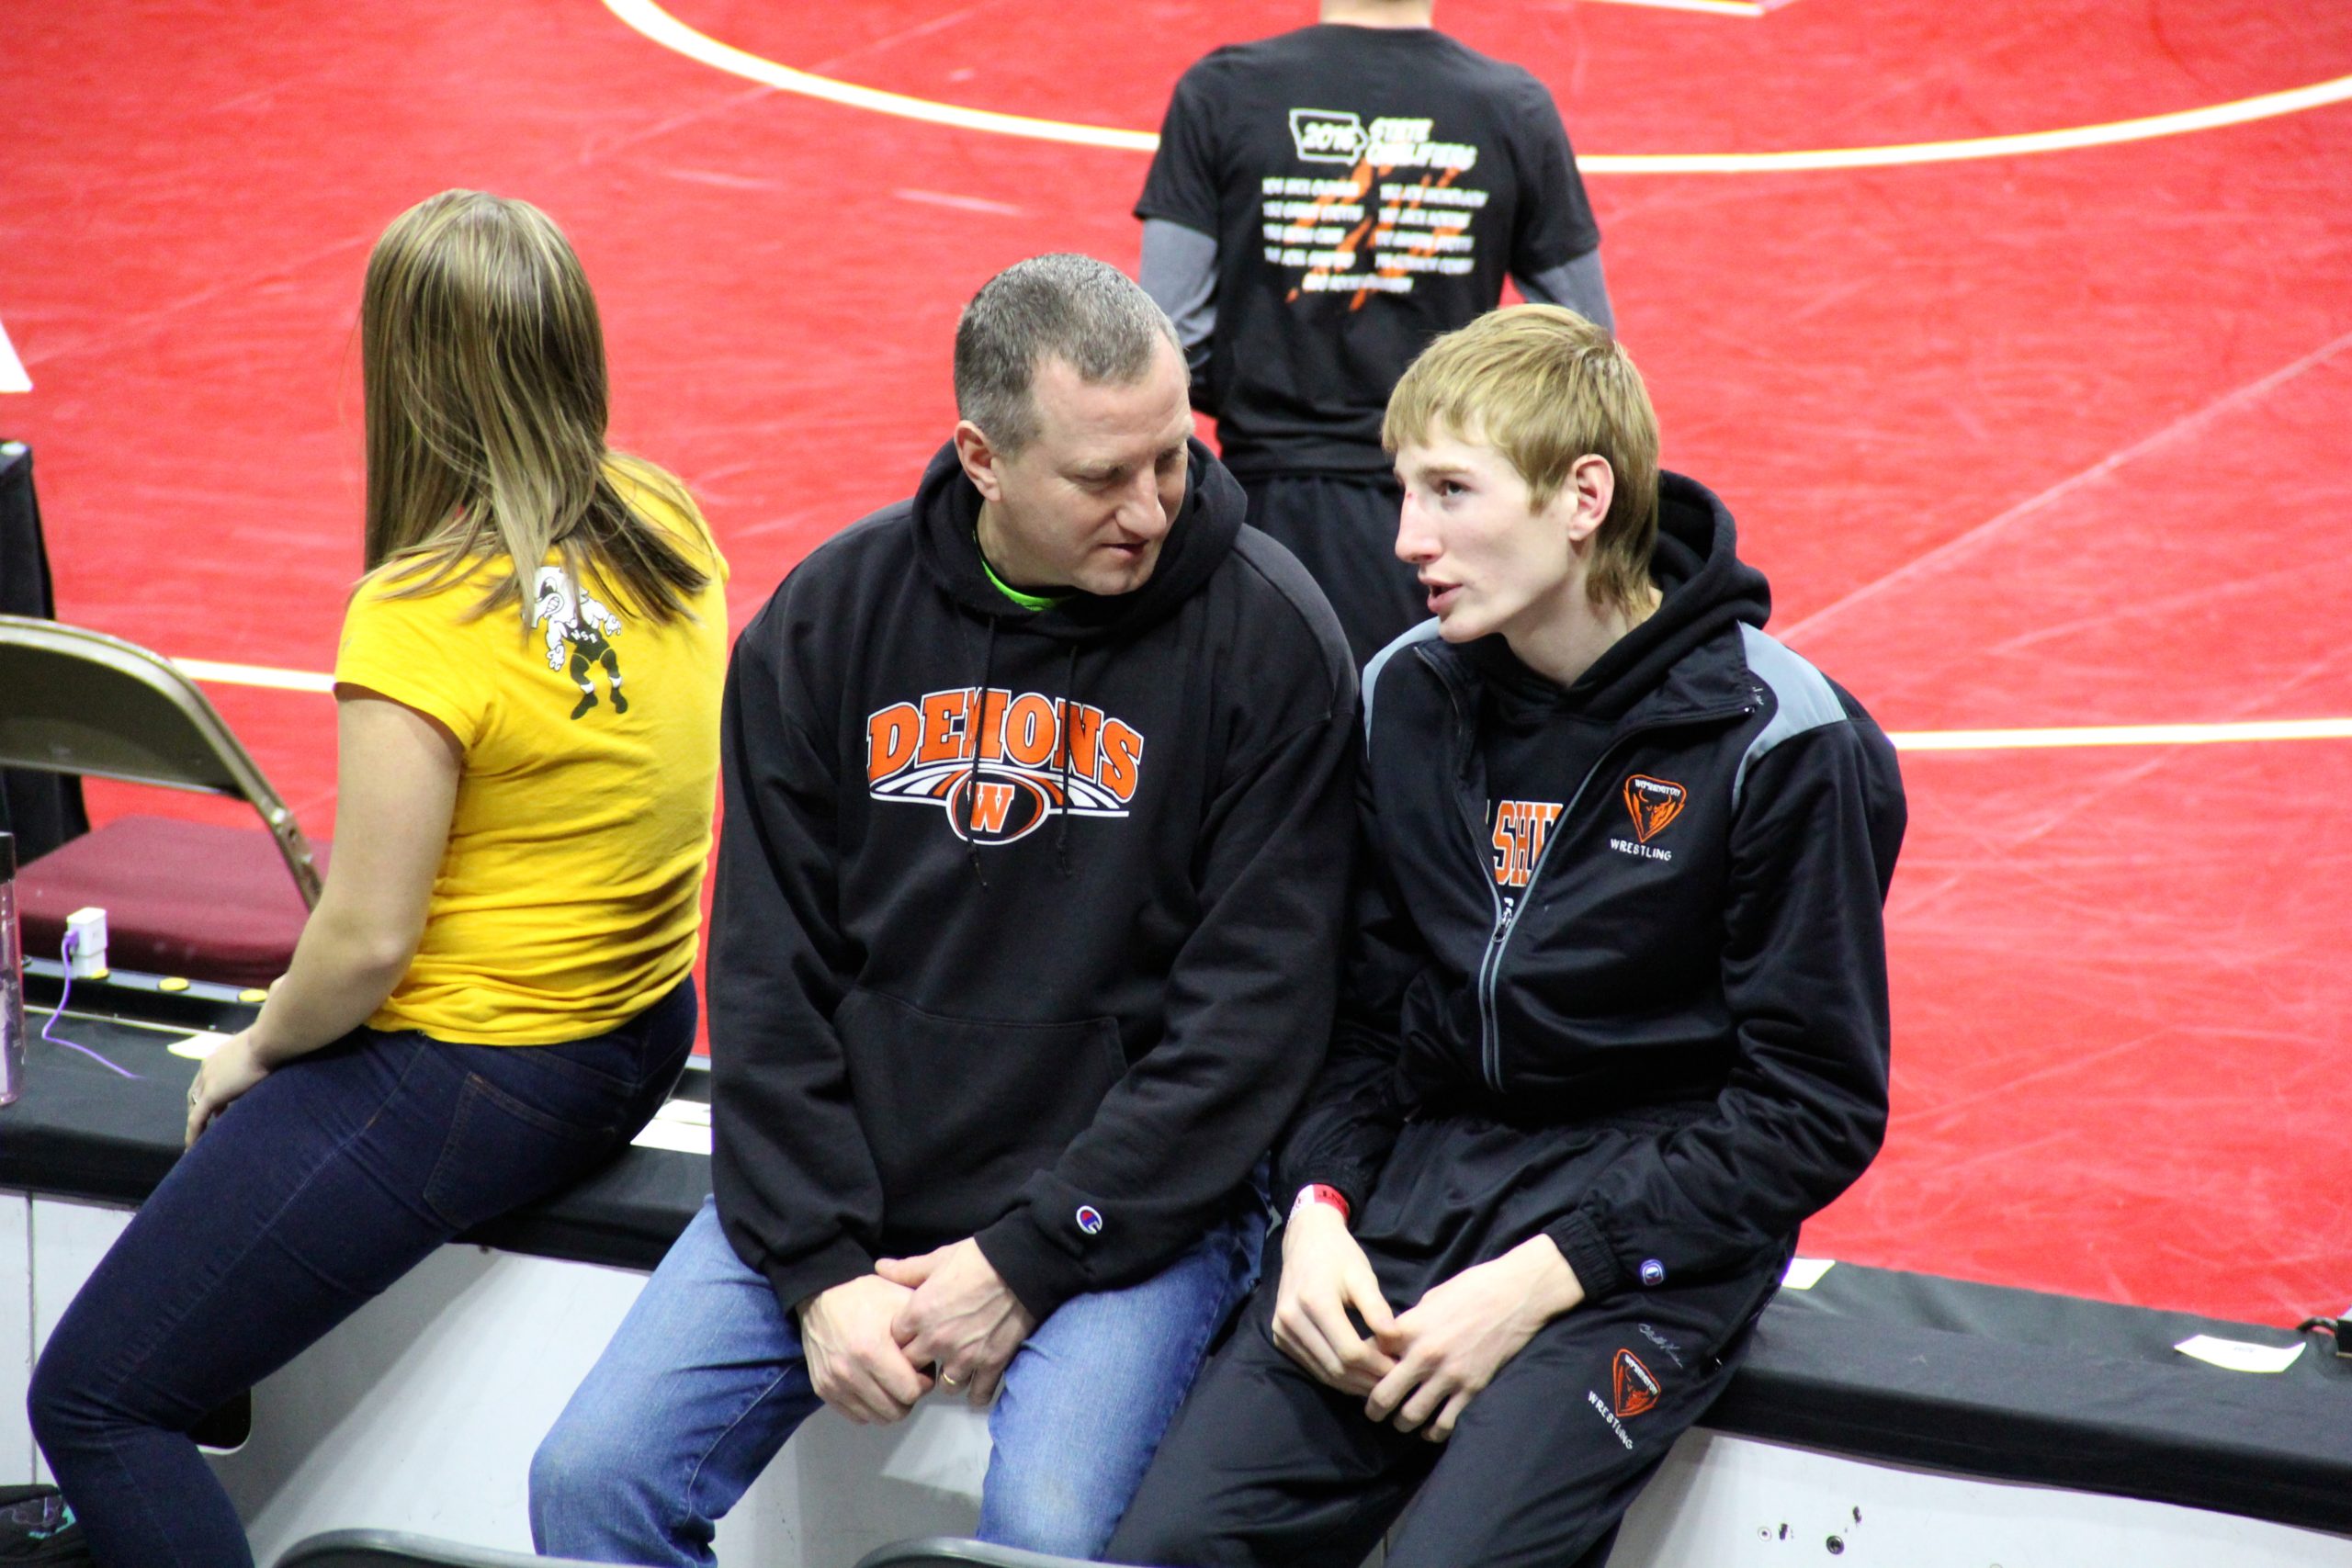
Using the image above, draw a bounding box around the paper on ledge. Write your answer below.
[1781,1257,1836,1291]
[2174,1334,2305,1373]
[631,1103,713,1156]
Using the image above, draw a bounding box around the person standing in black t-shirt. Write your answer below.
[1137,0,1612,666]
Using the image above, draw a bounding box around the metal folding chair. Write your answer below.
[0,614,323,985]
[0,614,320,902]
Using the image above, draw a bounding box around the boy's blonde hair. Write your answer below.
[1384,305,1659,615]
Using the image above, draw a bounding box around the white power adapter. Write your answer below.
[64,907,108,978]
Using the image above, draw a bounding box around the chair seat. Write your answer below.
[18,814,328,988]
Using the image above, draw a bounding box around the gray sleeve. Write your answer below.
[1516,247,1614,333]
[1139,218,1218,380]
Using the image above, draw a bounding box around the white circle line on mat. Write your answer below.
[597,0,2352,173]
[1885,718,2352,751]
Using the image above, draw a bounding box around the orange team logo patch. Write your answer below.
[1611,1348,1662,1418]
[1622,776,1687,843]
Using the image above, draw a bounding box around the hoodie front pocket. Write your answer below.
[834,987,1127,1242]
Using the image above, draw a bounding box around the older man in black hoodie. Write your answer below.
[530,254,1357,1563]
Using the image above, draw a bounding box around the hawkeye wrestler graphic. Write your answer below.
[534,566,627,719]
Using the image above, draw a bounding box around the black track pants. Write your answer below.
[1238,471,1422,671]
[1108,1244,1784,1568]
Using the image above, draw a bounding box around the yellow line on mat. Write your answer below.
[173,658,335,694]
[598,0,2352,174]
[173,658,2350,751]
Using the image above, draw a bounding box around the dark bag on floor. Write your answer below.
[0,1486,90,1562]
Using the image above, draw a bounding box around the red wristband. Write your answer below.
[1292,1183,1351,1224]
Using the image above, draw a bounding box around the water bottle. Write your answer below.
[1,832,22,1107]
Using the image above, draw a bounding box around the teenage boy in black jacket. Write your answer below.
[531,255,1357,1564]
[1112,306,1905,1568]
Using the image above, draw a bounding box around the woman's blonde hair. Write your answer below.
[1385,305,1659,615]
[360,189,709,622]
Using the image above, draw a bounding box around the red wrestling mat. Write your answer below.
[6,0,2348,1325]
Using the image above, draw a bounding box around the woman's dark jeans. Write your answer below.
[27,980,696,1567]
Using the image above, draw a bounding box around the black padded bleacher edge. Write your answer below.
[5,1005,2346,1541]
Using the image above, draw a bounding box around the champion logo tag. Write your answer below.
[1611,1348,1662,1418]
[1074,1205,1104,1235]
[1623,776,1687,843]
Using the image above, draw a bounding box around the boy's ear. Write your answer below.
[955,420,1005,504]
[1558,454,1616,546]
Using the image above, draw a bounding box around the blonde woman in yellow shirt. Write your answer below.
[29,190,727,1567]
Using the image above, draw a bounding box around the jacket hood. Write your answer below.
[1471,469,1771,722]
[911,436,1248,644]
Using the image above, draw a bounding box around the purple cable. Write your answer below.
[42,933,141,1080]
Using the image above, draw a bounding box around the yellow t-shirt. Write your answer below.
[334,468,729,1043]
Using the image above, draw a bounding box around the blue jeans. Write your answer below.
[27,982,696,1568]
[530,1195,1265,1564]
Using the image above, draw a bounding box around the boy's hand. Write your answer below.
[1271,1202,1398,1394]
[1364,1235,1584,1442]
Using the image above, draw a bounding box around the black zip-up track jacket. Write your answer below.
[710,440,1357,1321]
[1281,472,1905,1302]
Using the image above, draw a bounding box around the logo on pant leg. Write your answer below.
[1585,1391,1634,1451]
[1611,1348,1662,1417]
[1586,1348,1665,1450]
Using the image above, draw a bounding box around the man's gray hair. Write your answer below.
[955,254,1181,453]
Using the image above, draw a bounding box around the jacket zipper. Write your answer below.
[1430,675,1513,1093]
[1471,702,1755,1094]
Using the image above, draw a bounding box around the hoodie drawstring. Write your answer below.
[964,615,1000,887]
[1054,639,1080,879]
[966,614,1088,883]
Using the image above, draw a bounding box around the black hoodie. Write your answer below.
[709,439,1356,1320]
[1280,472,1906,1303]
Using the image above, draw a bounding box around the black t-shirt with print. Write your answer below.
[1137,24,1600,480]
